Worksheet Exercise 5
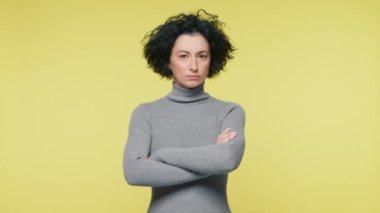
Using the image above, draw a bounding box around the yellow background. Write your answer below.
[1,0,379,212]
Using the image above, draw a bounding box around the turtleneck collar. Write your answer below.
[166,81,210,103]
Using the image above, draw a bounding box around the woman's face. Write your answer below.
[169,33,210,89]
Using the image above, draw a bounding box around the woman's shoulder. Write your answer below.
[207,97,246,121]
[209,96,245,111]
[131,97,167,114]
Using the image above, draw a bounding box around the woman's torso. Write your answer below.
[145,95,234,213]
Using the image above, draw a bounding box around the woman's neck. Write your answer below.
[166,81,209,103]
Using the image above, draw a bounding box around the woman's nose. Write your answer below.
[189,57,198,72]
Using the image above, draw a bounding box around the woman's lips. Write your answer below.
[186,75,201,80]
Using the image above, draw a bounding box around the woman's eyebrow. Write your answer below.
[197,50,209,54]
[176,50,209,54]
[177,50,190,54]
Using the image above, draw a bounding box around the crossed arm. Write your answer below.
[123,104,245,187]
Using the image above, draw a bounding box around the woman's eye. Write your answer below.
[199,55,208,59]
[179,55,188,59]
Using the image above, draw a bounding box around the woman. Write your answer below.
[123,9,246,213]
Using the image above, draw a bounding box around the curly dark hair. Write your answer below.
[142,9,235,78]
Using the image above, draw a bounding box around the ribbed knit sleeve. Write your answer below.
[123,104,210,187]
[149,104,246,175]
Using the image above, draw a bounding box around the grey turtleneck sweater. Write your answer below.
[123,82,246,213]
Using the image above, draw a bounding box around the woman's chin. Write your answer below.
[181,81,204,89]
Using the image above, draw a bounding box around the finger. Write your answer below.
[217,134,229,142]
[217,130,231,141]
[217,129,237,144]
[226,132,238,141]
[218,132,237,144]
[223,131,237,138]
[217,133,231,144]
[222,128,231,133]
[230,131,237,138]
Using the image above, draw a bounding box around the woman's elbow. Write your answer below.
[224,142,245,172]
[222,157,242,172]
[124,170,139,186]
[123,161,142,186]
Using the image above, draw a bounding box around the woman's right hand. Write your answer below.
[216,128,237,144]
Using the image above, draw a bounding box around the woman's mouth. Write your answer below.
[186,75,201,80]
